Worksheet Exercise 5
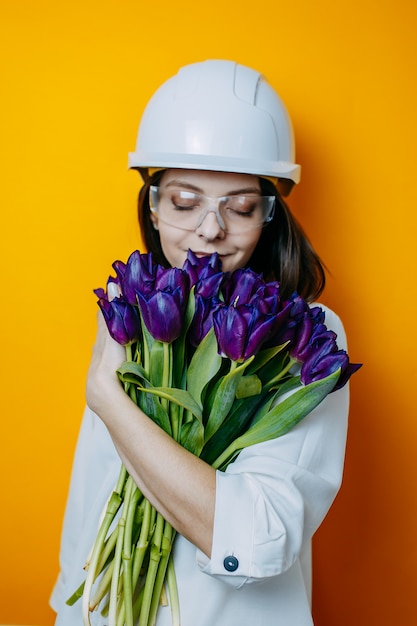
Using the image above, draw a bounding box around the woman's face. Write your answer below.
[150,169,264,273]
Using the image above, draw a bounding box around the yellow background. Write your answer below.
[1,1,416,624]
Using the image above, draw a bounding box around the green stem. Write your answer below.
[170,402,180,443]
[108,476,136,626]
[161,342,172,413]
[90,558,115,611]
[131,499,154,588]
[96,524,118,574]
[122,483,141,626]
[163,342,171,386]
[115,464,129,496]
[265,357,298,389]
[125,343,133,363]
[147,520,176,626]
[122,345,138,402]
[81,490,123,625]
[142,326,151,374]
[166,552,180,626]
[108,518,126,626]
[65,581,85,607]
[138,512,165,626]
[132,585,146,623]
[128,501,157,626]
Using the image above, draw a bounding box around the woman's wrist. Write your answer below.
[86,363,124,416]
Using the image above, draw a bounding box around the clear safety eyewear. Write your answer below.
[149,185,276,234]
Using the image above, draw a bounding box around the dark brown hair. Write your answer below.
[137,172,326,302]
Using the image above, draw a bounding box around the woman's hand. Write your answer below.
[86,312,126,415]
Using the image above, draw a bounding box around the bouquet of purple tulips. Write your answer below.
[67,249,361,626]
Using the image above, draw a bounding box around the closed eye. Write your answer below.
[222,198,259,217]
[170,191,202,211]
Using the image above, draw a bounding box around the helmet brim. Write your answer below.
[128,151,301,184]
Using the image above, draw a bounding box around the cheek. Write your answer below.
[158,226,188,267]
[240,231,262,260]
[222,231,262,272]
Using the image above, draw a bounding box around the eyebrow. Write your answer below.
[163,179,262,195]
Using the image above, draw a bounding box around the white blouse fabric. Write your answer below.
[50,306,349,626]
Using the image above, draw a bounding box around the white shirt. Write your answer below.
[51,306,349,626]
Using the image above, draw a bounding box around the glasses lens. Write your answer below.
[219,196,275,228]
[150,186,275,233]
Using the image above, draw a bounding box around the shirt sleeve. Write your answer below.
[196,306,349,588]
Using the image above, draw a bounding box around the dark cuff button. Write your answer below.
[223,555,239,572]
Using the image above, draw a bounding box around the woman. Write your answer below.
[51,60,350,625]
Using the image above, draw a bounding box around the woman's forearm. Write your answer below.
[99,385,215,557]
[86,314,215,557]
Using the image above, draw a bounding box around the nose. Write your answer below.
[195,208,226,240]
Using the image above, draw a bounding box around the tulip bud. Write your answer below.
[97,297,141,346]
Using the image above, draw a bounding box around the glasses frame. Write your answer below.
[149,185,276,234]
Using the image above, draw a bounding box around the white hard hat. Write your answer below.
[129,60,301,188]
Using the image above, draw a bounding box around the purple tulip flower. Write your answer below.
[154,266,190,297]
[136,266,189,343]
[136,288,184,343]
[301,348,362,390]
[213,302,277,362]
[182,250,224,286]
[250,283,281,315]
[331,359,362,391]
[267,293,361,390]
[119,251,161,304]
[182,251,225,309]
[112,259,127,284]
[223,270,284,340]
[195,272,225,299]
[188,294,223,347]
[289,303,362,390]
[223,268,266,305]
[97,297,141,346]
[270,295,322,350]
[94,287,107,300]
[186,259,225,346]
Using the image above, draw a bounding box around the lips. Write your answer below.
[191,250,229,259]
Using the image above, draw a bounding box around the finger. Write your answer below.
[107,281,122,301]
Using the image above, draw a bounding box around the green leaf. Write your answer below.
[212,369,340,470]
[200,391,268,465]
[236,374,262,399]
[149,341,166,387]
[249,376,301,427]
[257,352,294,388]
[137,382,172,436]
[136,306,155,372]
[180,417,205,456]
[117,361,150,385]
[172,287,195,388]
[186,328,222,406]
[245,371,338,440]
[245,342,289,376]
[138,385,203,421]
[117,361,173,434]
[204,357,254,442]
